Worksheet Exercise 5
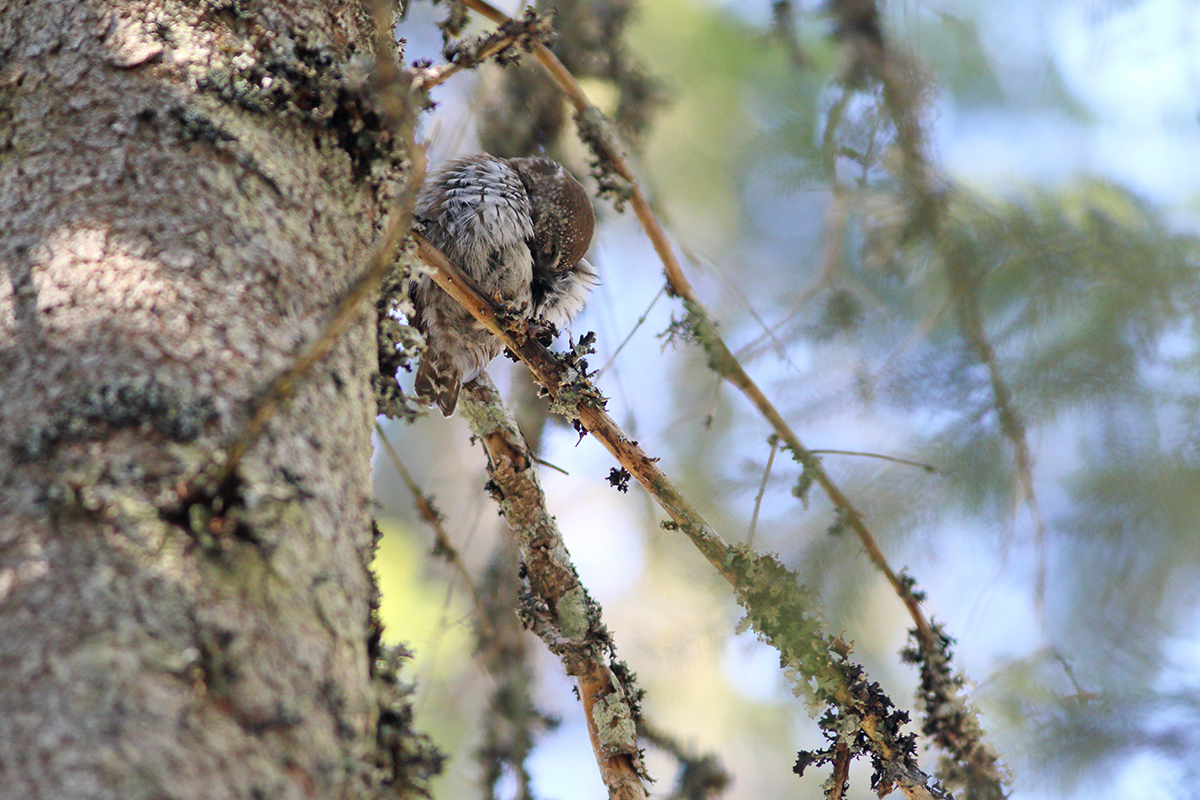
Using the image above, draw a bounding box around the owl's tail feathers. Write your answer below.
[414,352,462,417]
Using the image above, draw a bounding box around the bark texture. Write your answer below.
[0,1,403,797]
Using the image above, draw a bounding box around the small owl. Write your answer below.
[409,153,596,416]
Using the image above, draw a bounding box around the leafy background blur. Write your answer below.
[375,1,1200,798]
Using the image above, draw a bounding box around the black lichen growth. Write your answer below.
[371,643,446,795]
[606,466,631,493]
[195,34,402,176]
[901,622,1006,798]
[17,376,216,461]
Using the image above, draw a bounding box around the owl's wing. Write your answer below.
[418,155,535,282]
[408,155,537,416]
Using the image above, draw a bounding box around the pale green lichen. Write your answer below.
[591,692,637,756]
[458,390,516,436]
[555,585,589,642]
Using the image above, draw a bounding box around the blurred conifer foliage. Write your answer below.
[382,1,1200,798]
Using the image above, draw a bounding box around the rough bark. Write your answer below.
[0,1,404,797]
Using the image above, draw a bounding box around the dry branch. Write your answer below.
[187,10,426,497]
[194,170,423,494]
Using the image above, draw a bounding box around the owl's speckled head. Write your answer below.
[508,157,594,277]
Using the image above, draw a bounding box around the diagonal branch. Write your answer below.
[195,177,422,495]
[186,0,553,499]
[414,232,729,568]
[187,21,426,498]
[461,0,940,661]
[459,374,648,800]
[414,232,949,800]
[428,4,1003,794]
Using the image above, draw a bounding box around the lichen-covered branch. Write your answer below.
[460,0,952,704]
[413,233,951,799]
[410,8,555,94]
[901,624,1008,799]
[458,375,648,800]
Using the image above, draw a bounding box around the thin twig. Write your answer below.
[733,187,847,362]
[770,0,810,68]
[693,244,802,372]
[809,449,937,473]
[1050,647,1099,705]
[594,281,666,381]
[946,257,1047,619]
[748,434,779,546]
[531,456,570,475]
[374,421,493,637]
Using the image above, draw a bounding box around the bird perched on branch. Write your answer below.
[409,153,596,416]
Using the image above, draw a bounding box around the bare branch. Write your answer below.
[374,421,492,637]
[595,281,667,381]
[748,434,779,546]
[809,449,938,473]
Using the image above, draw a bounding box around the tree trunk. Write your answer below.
[0,1,406,797]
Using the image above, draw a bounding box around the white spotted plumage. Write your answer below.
[409,153,595,416]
